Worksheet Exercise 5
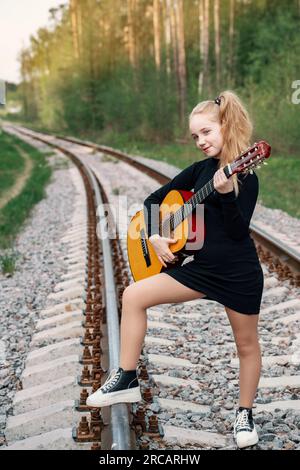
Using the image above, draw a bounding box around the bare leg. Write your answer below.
[225,306,261,408]
[120,273,206,370]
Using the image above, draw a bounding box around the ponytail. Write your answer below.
[190,90,253,197]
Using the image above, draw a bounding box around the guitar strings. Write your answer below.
[161,178,214,237]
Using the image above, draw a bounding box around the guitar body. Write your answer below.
[127,189,205,282]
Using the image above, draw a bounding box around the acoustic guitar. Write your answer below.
[127,141,271,282]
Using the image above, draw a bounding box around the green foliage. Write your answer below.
[235,4,300,154]
[11,0,300,155]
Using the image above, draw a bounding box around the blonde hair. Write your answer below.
[189,90,253,197]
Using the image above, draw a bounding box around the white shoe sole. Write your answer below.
[236,431,259,449]
[86,387,142,408]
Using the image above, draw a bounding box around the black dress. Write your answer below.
[143,156,264,315]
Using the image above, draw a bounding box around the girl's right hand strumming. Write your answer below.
[149,234,178,268]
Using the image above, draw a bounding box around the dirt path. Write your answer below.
[0,145,33,210]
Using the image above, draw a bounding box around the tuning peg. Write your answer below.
[250,169,253,174]
[263,162,268,165]
[256,165,261,169]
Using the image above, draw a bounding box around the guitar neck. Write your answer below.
[161,164,232,236]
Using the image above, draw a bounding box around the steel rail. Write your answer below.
[80,162,132,450]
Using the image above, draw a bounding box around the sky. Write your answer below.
[0,0,67,84]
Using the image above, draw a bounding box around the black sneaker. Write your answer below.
[233,408,258,448]
[86,367,142,407]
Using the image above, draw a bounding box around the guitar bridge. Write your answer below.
[140,229,151,267]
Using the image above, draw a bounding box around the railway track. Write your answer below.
[1,124,299,451]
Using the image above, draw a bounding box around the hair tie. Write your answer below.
[214,96,221,106]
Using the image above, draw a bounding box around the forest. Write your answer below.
[7,0,300,155]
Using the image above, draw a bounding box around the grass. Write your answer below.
[0,129,52,252]
[0,252,18,275]
[257,157,300,218]
[2,119,300,219]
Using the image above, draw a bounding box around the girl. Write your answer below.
[87,90,264,449]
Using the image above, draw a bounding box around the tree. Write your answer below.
[214,0,220,90]
[70,0,80,59]
[153,0,161,70]
[198,0,210,96]
[228,0,235,87]
[162,0,172,76]
[174,0,187,126]
[127,0,137,68]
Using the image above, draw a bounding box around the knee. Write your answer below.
[122,284,141,307]
[235,335,260,358]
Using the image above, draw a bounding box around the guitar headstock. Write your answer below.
[230,141,271,176]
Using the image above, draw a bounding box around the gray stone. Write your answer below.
[260,433,277,442]
[289,433,300,443]
[272,438,284,449]
[224,402,234,410]
[274,424,292,433]
[262,422,274,433]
